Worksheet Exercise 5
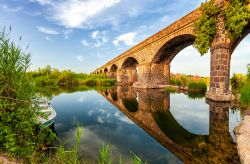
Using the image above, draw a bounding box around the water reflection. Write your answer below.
[99,86,240,163]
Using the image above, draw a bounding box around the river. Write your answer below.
[49,86,242,163]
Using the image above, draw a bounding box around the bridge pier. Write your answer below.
[133,63,170,88]
[206,11,232,102]
[117,69,137,85]
[109,72,117,80]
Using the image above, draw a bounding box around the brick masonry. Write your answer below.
[93,0,250,102]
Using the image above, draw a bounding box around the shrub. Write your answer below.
[230,73,246,94]
[193,0,220,55]
[0,28,55,159]
[188,81,207,92]
[225,0,250,39]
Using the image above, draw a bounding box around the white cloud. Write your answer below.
[78,95,85,102]
[113,32,137,46]
[84,31,108,48]
[76,55,84,62]
[32,0,121,28]
[37,26,59,35]
[1,4,23,13]
[92,31,99,39]
[45,36,51,40]
[82,40,89,47]
[161,15,172,23]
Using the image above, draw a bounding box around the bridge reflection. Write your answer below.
[98,86,240,163]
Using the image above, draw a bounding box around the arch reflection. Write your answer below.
[98,86,240,163]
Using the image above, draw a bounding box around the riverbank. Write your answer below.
[235,109,250,163]
[0,154,18,164]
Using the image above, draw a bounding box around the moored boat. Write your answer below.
[38,99,56,127]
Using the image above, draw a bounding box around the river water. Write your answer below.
[49,86,242,163]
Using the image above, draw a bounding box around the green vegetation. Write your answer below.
[52,127,83,164]
[230,73,246,95]
[165,86,177,93]
[28,66,116,89]
[97,145,146,164]
[0,28,56,160]
[188,82,207,93]
[194,0,250,55]
[170,74,208,89]
[225,0,250,39]
[240,65,250,106]
[194,0,220,55]
[97,144,112,164]
[187,91,206,99]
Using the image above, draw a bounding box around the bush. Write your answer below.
[194,0,220,55]
[230,73,246,94]
[188,81,207,92]
[0,28,55,159]
[225,0,250,39]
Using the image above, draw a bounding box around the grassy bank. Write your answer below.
[166,74,208,93]
[27,65,116,88]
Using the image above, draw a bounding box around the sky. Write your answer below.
[0,0,249,76]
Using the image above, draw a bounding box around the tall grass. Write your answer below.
[188,81,207,92]
[97,144,112,164]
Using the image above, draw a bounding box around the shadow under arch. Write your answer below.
[110,64,118,72]
[122,98,138,113]
[104,68,108,73]
[121,57,139,69]
[152,110,209,148]
[151,34,196,64]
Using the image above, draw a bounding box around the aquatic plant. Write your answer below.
[97,144,112,164]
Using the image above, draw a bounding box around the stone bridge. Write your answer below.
[98,86,239,163]
[92,0,250,102]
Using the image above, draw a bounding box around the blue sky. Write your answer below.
[1,0,249,75]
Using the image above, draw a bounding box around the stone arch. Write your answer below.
[151,34,196,64]
[121,57,139,69]
[110,64,118,79]
[119,57,139,84]
[110,64,118,72]
[230,23,250,54]
[100,70,103,74]
[104,68,108,73]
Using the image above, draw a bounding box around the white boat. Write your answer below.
[38,99,57,127]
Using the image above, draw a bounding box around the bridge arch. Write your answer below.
[142,34,197,86]
[118,57,139,84]
[104,68,108,74]
[121,57,139,69]
[110,64,118,79]
[230,23,250,54]
[229,23,250,76]
[151,34,196,64]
